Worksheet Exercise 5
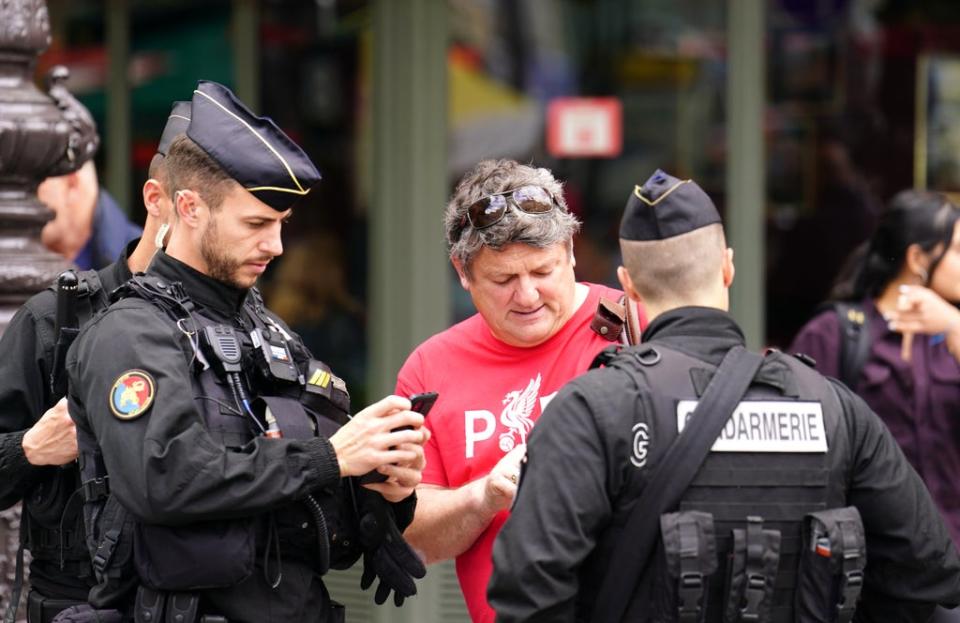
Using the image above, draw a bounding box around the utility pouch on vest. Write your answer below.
[133,519,255,591]
[165,592,199,623]
[133,587,205,623]
[795,506,865,623]
[652,511,718,622]
[133,586,164,623]
[723,516,781,623]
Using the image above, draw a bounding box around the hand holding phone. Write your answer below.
[359,392,437,485]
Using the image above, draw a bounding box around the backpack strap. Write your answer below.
[592,345,765,623]
[624,296,645,345]
[817,302,871,389]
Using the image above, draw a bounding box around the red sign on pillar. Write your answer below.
[546,97,623,158]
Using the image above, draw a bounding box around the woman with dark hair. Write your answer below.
[790,189,960,554]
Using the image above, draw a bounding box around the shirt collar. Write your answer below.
[147,250,249,316]
[642,306,746,366]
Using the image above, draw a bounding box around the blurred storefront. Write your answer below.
[19,0,960,621]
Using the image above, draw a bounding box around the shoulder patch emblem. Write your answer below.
[109,369,156,420]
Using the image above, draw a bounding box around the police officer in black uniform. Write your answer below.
[489,170,960,622]
[64,81,428,623]
[0,103,188,623]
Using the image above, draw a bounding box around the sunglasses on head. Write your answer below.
[460,186,559,232]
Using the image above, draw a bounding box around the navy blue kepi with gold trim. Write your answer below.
[619,169,721,241]
[157,101,190,157]
[186,80,321,211]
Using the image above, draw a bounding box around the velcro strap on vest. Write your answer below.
[678,520,706,622]
[742,517,766,622]
[837,519,864,623]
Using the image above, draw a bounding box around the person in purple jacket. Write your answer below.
[790,189,960,622]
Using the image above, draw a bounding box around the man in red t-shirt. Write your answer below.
[396,159,646,622]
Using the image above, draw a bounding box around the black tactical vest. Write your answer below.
[75,275,360,608]
[23,270,108,597]
[582,344,859,623]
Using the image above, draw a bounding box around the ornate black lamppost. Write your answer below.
[0,0,99,330]
[0,0,99,615]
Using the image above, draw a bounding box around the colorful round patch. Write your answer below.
[109,370,156,420]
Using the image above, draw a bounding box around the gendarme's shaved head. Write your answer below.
[620,223,727,307]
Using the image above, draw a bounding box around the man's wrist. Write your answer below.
[7,430,36,470]
[20,427,40,465]
[470,475,502,518]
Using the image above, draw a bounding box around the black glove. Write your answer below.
[356,494,426,606]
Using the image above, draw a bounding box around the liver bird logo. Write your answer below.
[498,374,541,452]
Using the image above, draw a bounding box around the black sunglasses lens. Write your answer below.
[469,194,509,228]
[512,186,554,213]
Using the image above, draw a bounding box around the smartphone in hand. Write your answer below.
[359,392,438,485]
[406,391,438,421]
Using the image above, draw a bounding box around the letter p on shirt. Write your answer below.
[465,410,496,458]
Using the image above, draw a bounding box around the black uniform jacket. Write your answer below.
[0,243,133,599]
[489,307,960,623]
[65,251,341,526]
[0,246,131,509]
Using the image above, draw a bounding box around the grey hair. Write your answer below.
[445,159,581,272]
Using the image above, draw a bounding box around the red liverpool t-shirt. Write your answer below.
[396,282,628,622]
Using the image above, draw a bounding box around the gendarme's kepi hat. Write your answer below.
[186,80,321,211]
[156,101,190,157]
[619,169,721,241]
